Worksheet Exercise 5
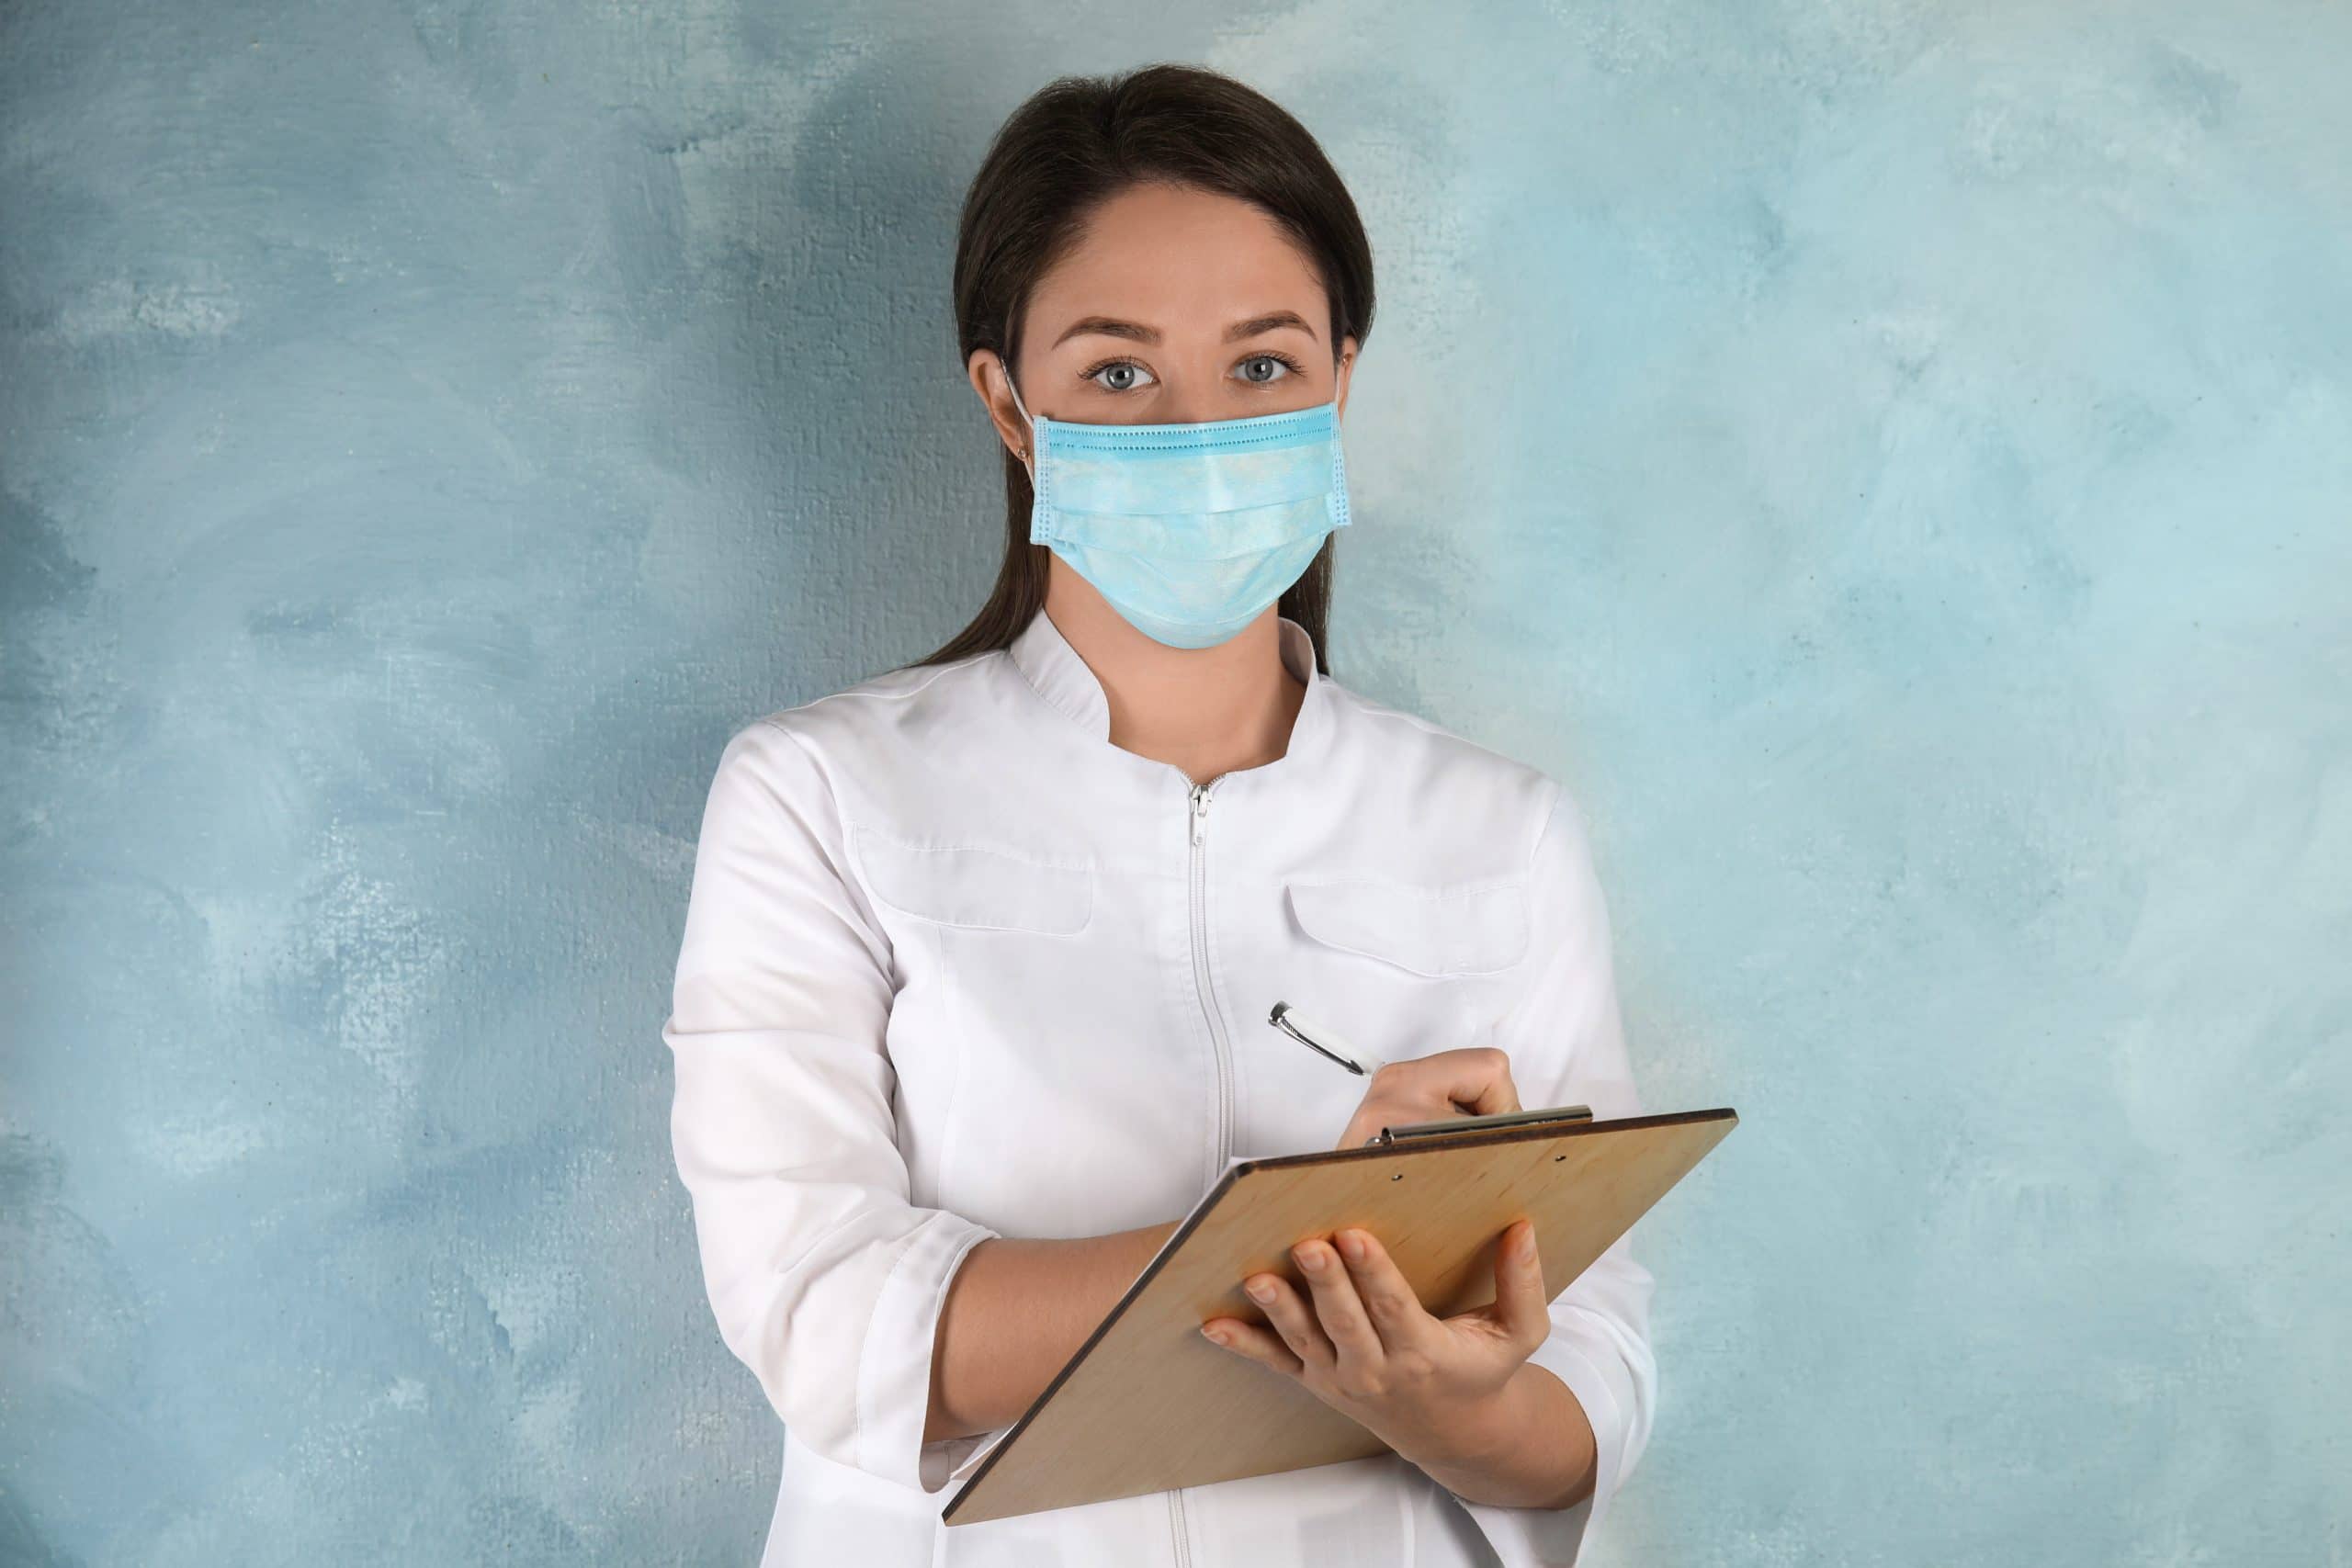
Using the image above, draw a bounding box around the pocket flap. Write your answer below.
[1284,875,1530,977]
[849,828,1094,935]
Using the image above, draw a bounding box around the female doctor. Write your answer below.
[662,64,1657,1568]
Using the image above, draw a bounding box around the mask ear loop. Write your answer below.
[1003,363,1039,477]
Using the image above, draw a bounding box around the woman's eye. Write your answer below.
[1086,361,1157,393]
[1236,355,1295,385]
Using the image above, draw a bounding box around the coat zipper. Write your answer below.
[1171,776,1229,1568]
[1187,778,1234,1181]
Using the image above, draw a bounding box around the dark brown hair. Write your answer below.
[902,62,1376,675]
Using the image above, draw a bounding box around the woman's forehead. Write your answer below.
[1026,187,1328,344]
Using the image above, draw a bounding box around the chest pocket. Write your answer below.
[847,825,1095,936]
[1283,874,1531,977]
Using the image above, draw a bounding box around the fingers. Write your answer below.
[1480,1219,1553,1355]
[1369,1047,1521,1121]
[1439,1046,1521,1116]
[1205,1231,1439,1377]
[1330,1228,1430,1343]
[1290,1237,1383,1369]
[1241,1266,1335,1371]
[1200,1314,1301,1376]
[1333,1046,1522,1148]
[1212,1225,1547,1406]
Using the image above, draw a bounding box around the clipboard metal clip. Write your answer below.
[1374,1103,1595,1145]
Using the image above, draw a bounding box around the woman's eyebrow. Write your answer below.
[1050,310,1319,348]
[1224,310,1317,343]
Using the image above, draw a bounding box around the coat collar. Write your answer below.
[1006,603,1335,771]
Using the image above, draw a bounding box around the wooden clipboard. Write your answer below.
[941,1102,1738,1526]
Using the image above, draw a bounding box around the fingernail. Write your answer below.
[1247,1279,1275,1302]
[1202,1325,1228,1346]
[1340,1231,1366,1261]
[1295,1245,1324,1271]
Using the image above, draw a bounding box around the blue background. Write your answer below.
[4,2,2346,1562]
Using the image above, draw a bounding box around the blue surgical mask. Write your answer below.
[1006,370,1352,649]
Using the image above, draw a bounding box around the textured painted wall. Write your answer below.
[3,1,2345,1562]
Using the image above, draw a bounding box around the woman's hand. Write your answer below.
[1197,1218,1549,1470]
[1334,1047,1521,1149]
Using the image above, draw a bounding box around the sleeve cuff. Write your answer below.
[850,1209,1001,1495]
[1450,1336,1632,1567]
[923,1420,1017,1495]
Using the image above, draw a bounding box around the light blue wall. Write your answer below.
[4,2,2345,1562]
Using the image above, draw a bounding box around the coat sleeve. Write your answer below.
[662,717,1006,1495]
[1449,778,1659,1566]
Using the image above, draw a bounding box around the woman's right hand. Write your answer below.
[1333,1048,1521,1149]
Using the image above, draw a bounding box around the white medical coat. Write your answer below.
[663,604,1658,1566]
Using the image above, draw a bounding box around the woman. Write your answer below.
[663,64,1656,1568]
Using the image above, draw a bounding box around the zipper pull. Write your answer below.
[1190,782,1211,845]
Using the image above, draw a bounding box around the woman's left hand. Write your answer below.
[1198,1219,1549,1464]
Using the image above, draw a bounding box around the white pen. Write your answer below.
[1266,1000,1390,1077]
